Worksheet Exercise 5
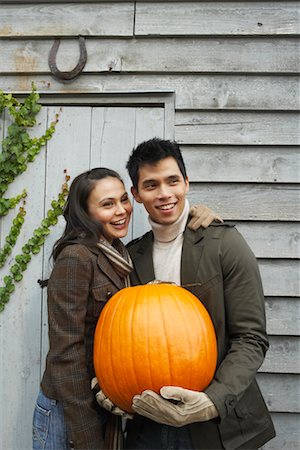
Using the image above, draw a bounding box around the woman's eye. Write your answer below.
[102,202,113,208]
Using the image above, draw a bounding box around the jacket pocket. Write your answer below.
[32,391,53,450]
[91,284,115,317]
[184,274,221,300]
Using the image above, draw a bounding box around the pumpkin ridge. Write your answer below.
[106,296,123,404]
[188,292,217,389]
[145,286,155,393]
[158,286,172,387]
[116,289,136,409]
[172,287,193,388]
[130,287,144,397]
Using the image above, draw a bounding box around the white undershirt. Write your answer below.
[148,200,190,285]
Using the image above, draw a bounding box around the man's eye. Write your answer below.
[145,184,156,190]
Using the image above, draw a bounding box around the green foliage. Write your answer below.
[0,205,26,268]
[0,86,59,203]
[0,176,69,312]
[0,87,69,312]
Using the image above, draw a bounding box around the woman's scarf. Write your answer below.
[97,239,133,287]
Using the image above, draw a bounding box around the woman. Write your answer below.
[32,168,220,450]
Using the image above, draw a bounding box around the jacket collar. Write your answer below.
[129,222,206,286]
[88,244,125,290]
[181,226,205,285]
[129,232,155,284]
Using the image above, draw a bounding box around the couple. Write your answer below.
[32,138,275,450]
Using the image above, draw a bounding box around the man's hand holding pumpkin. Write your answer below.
[132,386,218,427]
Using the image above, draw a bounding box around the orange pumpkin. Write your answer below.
[93,283,217,413]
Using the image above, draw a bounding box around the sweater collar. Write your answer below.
[148,199,190,243]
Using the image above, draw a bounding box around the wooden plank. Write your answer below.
[265,298,300,336]
[261,412,300,450]
[176,112,300,146]
[257,373,300,413]
[0,38,298,74]
[1,74,299,111]
[188,183,300,221]
[259,260,300,297]
[183,146,300,183]
[232,222,300,259]
[2,0,288,2]
[0,109,48,450]
[0,3,134,37]
[259,336,300,374]
[136,2,300,36]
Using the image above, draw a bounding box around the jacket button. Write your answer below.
[106,291,112,299]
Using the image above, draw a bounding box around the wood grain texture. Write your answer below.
[0,109,49,448]
[259,260,300,297]
[175,111,300,145]
[260,336,300,374]
[265,298,300,336]
[0,38,298,74]
[1,74,299,111]
[262,412,300,450]
[0,3,134,37]
[232,222,300,259]
[188,183,300,221]
[136,2,300,36]
[183,146,300,183]
[257,373,300,413]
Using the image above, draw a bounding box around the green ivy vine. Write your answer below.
[0,87,70,312]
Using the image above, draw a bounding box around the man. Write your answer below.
[123,138,275,449]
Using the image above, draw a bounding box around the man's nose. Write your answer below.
[157,185,171,198]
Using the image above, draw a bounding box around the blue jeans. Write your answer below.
[32,390,71,450]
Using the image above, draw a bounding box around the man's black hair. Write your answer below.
[126,138,187,189]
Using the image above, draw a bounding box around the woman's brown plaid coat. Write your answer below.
[41,242,125,449]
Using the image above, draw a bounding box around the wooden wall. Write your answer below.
[0,1,299,449]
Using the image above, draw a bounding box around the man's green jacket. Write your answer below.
[127,222,276,449]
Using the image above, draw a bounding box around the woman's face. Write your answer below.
[87,177,132,243]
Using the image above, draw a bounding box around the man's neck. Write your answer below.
[149,200,190,243]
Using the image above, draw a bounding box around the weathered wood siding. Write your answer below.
[0,1,299,449]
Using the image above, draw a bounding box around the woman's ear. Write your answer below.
[131,186,143,204]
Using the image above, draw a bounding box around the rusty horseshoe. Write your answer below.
[48,36,87,82]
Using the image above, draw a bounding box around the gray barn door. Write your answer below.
[0,105,164,450]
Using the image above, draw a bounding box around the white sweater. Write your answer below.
[148,200,189,285]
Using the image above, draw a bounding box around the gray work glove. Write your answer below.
[91,377,133,419]
[132,386,218,427]
[188,204,223,230]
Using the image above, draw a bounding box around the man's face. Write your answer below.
[131,156,189,225]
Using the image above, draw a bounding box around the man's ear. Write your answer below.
[185,176,189,193]
[131,186,143,204]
